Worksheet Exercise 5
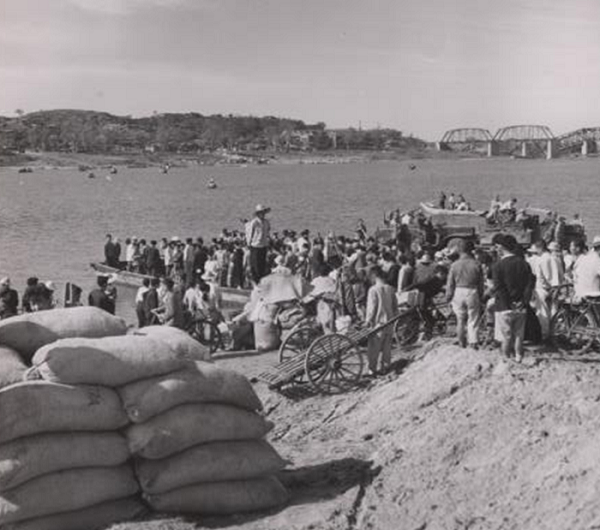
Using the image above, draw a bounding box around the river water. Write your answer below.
[0,157,597,318]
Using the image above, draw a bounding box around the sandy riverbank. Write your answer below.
[109,339,600,530]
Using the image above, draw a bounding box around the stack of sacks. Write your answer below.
[119,361,290,515]
[0,381,144,530]
[23,318,289,517]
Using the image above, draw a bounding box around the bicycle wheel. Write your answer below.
[394,310,420,346]
[551,309,596,355]
[189,319,223,353]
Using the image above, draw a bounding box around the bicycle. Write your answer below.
[550,290,600,355]
[186,313,225,354]
[394,294,455,346]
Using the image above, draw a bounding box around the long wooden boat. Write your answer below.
[90,262,251,306]
[420,202,485,217]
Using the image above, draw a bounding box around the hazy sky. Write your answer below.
[1,0,600,139]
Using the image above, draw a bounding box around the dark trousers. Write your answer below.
[249,247,268,284]
[136,302,146,328]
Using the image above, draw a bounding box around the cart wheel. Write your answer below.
[278,325,322,385]
[278,325,322,363]
[394,310,420,346]
[305,334,363,394]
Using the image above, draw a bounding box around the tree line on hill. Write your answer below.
[0,110,426,155]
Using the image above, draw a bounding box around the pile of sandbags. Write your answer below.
[119,362,290,515]
[0,382,145,529]
[0,306,289,523]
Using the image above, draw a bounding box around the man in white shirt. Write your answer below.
[245,204,271,284]
[527,240,553,339]
[574,236,600,300]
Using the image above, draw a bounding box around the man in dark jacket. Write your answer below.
[0,277,19,319]
[88,276,114,314]
[491,234,535,362]
[145,240,162,278]
[104,234,119,268]
[142,277,161,325]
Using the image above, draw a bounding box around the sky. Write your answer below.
[1,0,600,140]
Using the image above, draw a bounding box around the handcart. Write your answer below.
[258,310,412,395]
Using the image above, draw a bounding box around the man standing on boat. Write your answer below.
[104,234,119,269]
[245,204,271,284]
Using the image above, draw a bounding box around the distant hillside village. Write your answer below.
[0,110,426,156]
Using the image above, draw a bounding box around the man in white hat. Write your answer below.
[245,204,271,284]
[573,236,600,300]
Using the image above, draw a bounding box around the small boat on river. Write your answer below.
[207,178,217,189]
[90,263,251,309]
[420,202,485,217]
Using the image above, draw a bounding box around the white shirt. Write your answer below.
[574,251,600,299]
[245,217,270,248]
[126,244,136,262]
[135,285,149,304]
[528,252,552,292]
[548,254,565,287]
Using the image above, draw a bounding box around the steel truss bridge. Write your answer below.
[439,125,600,158]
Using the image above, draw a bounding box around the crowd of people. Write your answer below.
[95,202,600,374]
[437,191,474,212]
[5,200,598,376]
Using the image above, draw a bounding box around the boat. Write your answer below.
[420,202,485,217]
[87,172,96,179]
[18,167,33,174]
[207,179,217,189]
[90,262,251,308]
[109,166,118,174]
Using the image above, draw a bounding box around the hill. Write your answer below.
[0,110,427,156]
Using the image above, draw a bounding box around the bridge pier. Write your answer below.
[487,141,498,157]
[521,142,528,158]
[436,142,448,151]
[546,140,554,159]
[582,140,589,156]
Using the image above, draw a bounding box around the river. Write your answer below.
[0,157,597,319]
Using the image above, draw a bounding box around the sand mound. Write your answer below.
[110,343,600,529]
[259,343,600,530]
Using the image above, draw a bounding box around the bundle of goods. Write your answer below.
[119,361,290,515]
[0,382,145,529]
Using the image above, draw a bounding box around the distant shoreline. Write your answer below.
[0,147,478,170]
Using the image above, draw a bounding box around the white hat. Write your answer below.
[171,236,180,242]
[592,235,600,248]
[44,281,56,291]
[255,204,270,214]
[0,277,9,286]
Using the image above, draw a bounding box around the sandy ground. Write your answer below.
[110,338,600,530]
